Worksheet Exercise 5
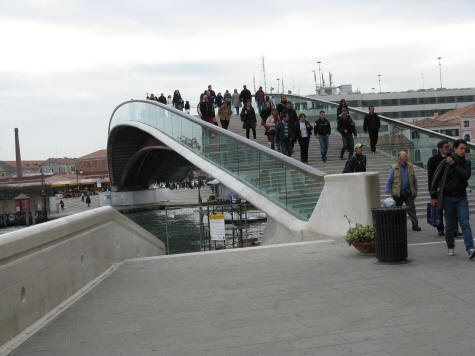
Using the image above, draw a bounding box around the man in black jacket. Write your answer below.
[430,139,475,259]
[239,85,252,106]
[276,96,287,114]
[337,109,357,159]
[275,114,295,156]
[314,110,331,162]
[427,140,451,236]
[363,105,381,154]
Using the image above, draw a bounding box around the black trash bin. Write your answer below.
[372,207,407,262]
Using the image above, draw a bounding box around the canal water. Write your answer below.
[124,206,266,254]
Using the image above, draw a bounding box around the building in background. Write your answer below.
[0,161,43,176]
[75,150,108,175]
[310,88,475,121]
[437,103,475,143]
[39,158,76,175]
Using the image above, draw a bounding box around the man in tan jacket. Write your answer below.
[385,151,421,231]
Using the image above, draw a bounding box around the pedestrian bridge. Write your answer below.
[107,100,380,242]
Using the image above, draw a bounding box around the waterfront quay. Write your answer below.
[9,218,475,356]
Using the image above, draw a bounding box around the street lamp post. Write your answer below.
[437,57,443,89]
[276,78,280,94]
[312,70,318,94]
[316,61,322,94]
[377,74,382,94]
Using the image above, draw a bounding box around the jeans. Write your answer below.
[246,127,256,139]
[443,196,474,251]
[257,101,264,115]
[234,106,240,115]
[318,135,329,160]
[298,137,310,163]
[268,131,276,150]
[393,193,419,228]
[368,129,379,153]
[340,134,354,158]
[280,139,292,156]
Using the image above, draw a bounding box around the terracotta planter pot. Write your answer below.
[352,242,375,255]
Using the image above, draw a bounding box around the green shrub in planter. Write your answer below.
[345,224,375,246]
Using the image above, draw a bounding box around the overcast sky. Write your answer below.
[1,0,475,160]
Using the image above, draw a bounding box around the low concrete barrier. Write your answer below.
[307,172,380,238]
[0,206,164,347]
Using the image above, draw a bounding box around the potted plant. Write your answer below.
[344,216,375,254]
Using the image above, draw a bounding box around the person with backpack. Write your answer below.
[343,143,367,173]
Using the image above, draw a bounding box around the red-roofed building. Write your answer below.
[75,149,108,175]
[412,103,475,143]
[438,103,475,142]
[1,160,43,176]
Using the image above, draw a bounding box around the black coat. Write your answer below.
[337,115,357,136]
[240,89,252,103]
[363,113,381,132]
[431,154,471,199]
[343,154,367,173]
[295,120,313,139]
[158,95,167,104]
[240,107,257,128]
[275,121,295,142]
[215,94,223,107]
[277,101,287,114]
[314,118,331,136]
[281,107,298,125]
[199,101,215,117]
[427,152,445,190]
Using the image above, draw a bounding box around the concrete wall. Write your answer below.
[0,206,165,347]
[306,172,380,238]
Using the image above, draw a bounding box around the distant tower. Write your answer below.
[14,128,23,178]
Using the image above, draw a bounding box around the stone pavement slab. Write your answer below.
[9,223,475,356]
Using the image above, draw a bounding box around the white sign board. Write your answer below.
[209,214,225,241]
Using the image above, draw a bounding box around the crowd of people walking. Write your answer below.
[145,86,474,259]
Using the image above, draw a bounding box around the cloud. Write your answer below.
[0,0,474,160]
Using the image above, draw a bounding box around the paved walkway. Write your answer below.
[10,218,475,356]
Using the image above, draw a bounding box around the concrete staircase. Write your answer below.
[226,115,475,219]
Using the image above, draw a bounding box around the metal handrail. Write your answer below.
[269,93,475,148]
[108,99,325,181]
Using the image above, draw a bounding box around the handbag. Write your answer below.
[426,202,441,227]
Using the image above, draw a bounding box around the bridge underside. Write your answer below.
[107,126,196,191]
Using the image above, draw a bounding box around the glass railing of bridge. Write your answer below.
[109,100,325,221]
[267,94,475,188]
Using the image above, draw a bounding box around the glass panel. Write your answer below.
[265,94,475,191]
[109,101,324,221]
